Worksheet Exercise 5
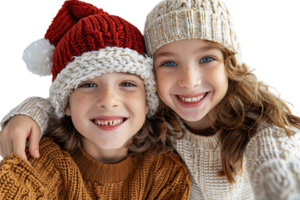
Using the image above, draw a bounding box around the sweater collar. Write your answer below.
[170,118,220,150]
[182,126,220,149]
[71,147,141,183]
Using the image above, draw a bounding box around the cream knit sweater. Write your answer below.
[2,97,300,200]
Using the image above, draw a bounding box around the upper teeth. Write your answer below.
[94,119,123,126]
[178,93,207,103]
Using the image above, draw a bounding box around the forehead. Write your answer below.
[154,39,221,59]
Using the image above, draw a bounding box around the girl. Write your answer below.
[0,1,190,199]
[2,0,300,199]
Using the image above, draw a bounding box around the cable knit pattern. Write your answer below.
[244,127,300,200]
[172,126,254,200]
[171,123,300,200]
[49,47,159,118]
[0,137,191,200]
[3,98,300,199]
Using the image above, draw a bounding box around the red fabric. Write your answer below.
[44,0,145,81]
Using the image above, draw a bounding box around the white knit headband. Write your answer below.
[49,47,159,118]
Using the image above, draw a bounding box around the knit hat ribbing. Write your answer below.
[22,0,159,118]
[144,0,241,63]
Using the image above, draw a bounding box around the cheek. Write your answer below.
[210,66,228,93]
[126,91,148,114]
[68,93,94,116]
[209,67,227,82]
[155,72,171,98]
[218,67,228,85]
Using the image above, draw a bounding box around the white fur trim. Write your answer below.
[23,38,55,76]
[49,47,159,118]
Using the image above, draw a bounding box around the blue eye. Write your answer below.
[80,82,135,87]
[80,83,97,87]
[162,57,215,67]
[163,61,177,67]
[120,82,135,87]
[200,57,215,63]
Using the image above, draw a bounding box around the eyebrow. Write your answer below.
[153,46,219,59]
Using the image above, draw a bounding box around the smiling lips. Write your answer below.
[177,92,207,99]
[177,92,207,98]
[177,93,207,103]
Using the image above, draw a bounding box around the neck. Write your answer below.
[183,110,216,136]
[184,123,213,136]
[81,138,130,164]
[183,118,214,136]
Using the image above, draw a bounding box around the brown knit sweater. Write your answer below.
[0,137,190,199]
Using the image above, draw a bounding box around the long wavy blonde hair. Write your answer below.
[154,40,300,183]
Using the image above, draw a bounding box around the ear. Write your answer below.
[65,103,71,116]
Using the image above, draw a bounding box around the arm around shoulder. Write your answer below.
[1,97,54,136]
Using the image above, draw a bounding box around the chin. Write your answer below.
[180,112,206,122]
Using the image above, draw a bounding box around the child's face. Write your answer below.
[65,72,149,150]
[154,39,228,126]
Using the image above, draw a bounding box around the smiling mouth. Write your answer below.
[92,118,128,126]
[175,92,210,103]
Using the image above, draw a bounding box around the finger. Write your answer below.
[13,133,28,162]
[28,126,40,158]
[0,132,5,157]
[0,125,9,156]
[0,140,5,158]
[2,134,13,157]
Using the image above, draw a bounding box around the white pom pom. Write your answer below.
[22,38,55,76]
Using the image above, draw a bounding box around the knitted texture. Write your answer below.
[0,137,190,200]
[21,0,159,118]
[144,0,241,63]
[4,98,300,200]
[45,0,106,47]
[48,1,145,81]
[0,137,191,199]
[0,97,54,135]
[49,47,159,118]
[171,121,300,200]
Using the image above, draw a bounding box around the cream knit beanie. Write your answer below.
[144,0,242,63]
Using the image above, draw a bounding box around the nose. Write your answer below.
[96,86,119,110]
[178,64,201,89]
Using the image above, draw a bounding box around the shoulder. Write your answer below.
[249,124,300,145]
[253,119,300,137]
[26,137,75,168]
[246,124,300,160]
[142,150,189,178]
[163,151,189,170]
[33,136,62,153]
